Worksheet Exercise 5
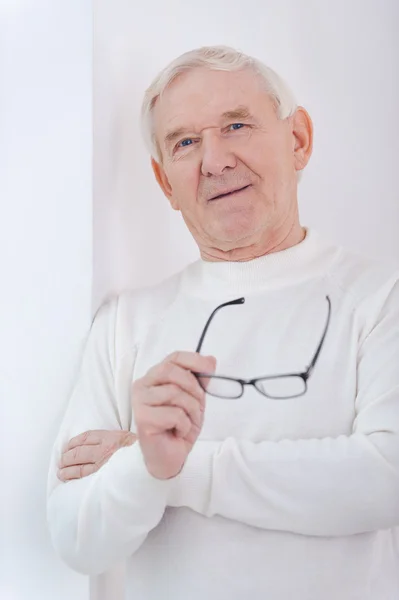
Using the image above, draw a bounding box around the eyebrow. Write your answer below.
[164,127,188,148]
[221,106,253,121]
[163,106,254,149]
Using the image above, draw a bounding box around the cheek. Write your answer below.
[250,137,292,181]
[169,163,199,205]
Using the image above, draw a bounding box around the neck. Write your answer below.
[180,227,332,300]
[199,221,306,263]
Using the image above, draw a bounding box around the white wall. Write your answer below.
[0,2,92,599]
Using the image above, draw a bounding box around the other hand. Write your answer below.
[58,429,137,481]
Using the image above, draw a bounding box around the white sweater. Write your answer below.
[47,228,399,600]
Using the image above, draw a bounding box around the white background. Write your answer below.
[1,2,92,599]
[2,1,398,599]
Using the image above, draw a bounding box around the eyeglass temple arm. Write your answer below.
[306,295,332,377]
[195,297,245,354]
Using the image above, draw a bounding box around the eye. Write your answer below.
[229,123,246,131]
[175,137,198,152]
[179,138,193,147]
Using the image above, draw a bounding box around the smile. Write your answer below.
[209,184,252,201]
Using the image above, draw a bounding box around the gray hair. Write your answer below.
[140,45,299,166]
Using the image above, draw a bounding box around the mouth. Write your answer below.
[209,184,251,202]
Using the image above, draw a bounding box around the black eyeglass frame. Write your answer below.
[192,295,332,400]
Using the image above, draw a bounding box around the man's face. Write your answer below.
[152,67,311,255]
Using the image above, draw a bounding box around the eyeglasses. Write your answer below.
[192,295,331,400]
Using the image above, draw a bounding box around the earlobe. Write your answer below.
[151,157,171,197]
[151,158,179,210]
[293,107,313,171]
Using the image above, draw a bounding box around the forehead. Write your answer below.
[153,68,276,137]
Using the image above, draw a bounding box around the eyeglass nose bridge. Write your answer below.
[222,377,249,397]
[243,377,278,396]
[233,377,266,397]
[223,377,256,399]
[242,377,258,388]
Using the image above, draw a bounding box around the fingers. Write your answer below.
[145,353,216,402]
[58,463,96,482]
[131,352,216,444]
[168,351,217,375]
[145,363,203,401]
[64,430,102,452]
[138,404,192,439]
[58,430,138,482]
[59,444,98,469]
[146,384,203,428]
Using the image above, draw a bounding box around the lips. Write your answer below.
[209,184,251,201]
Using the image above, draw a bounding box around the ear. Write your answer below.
[151,158,179,210]
[292,107,313,172]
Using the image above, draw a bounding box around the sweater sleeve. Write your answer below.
[46,296,174,575]
[168,276,399,537]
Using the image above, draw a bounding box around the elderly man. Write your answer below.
[47,46,399,599]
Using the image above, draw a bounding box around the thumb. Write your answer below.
[205,355,217,372]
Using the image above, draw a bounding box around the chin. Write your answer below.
[209,217,265,247]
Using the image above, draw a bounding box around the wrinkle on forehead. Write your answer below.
[152,68,278,156]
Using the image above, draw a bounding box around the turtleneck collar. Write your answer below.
[179,228,338,299]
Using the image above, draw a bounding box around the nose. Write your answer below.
[201,134,237,177]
